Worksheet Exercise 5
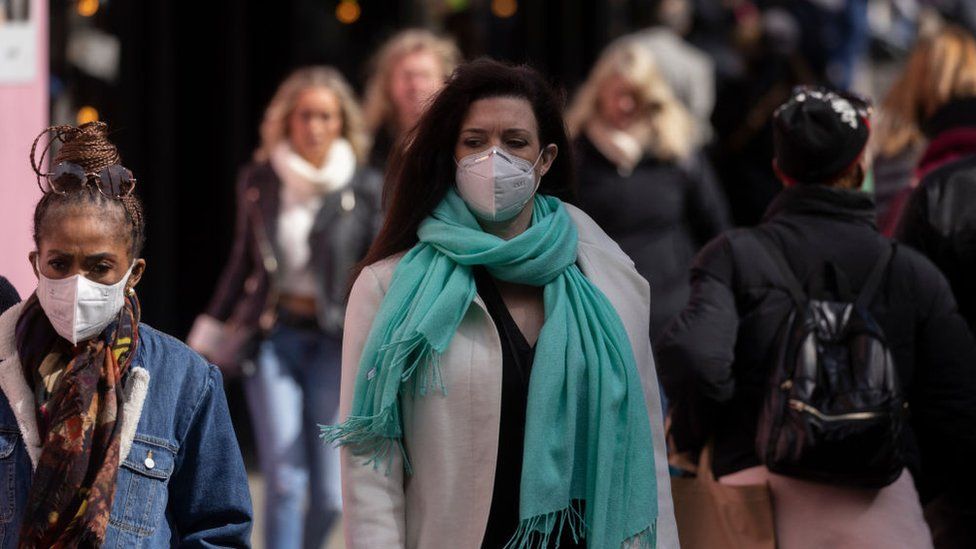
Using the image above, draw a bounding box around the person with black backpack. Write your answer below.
[657,86,976,548]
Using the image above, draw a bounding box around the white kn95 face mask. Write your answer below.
[455,146,546,222]
[36,260,135,344]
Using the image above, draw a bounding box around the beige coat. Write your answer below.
[338,204,679,548]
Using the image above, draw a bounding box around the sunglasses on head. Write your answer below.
[39,161,137,198]
[30,124,138,199]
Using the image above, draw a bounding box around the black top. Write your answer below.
[574,136,730,341]
[368,125,396,171]
[657,186,976,507]
[474,269,588,549]
[475,266,534,549]
[898,154,976,333]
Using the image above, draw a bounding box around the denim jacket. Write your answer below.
[0,301,253,547]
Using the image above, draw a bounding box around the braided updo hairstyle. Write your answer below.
[31,122,146,259]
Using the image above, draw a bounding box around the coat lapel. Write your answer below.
[249,162,282,256]
[0,301,151,470]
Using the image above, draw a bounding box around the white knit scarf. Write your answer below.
[270,138,357,203]
[585,119,652,177]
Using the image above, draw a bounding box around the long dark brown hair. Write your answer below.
[357,58,577,278]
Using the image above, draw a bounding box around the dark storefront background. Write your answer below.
[48,0,658,459]
[50,0,655,338]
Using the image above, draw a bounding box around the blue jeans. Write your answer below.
[246,324,342,549]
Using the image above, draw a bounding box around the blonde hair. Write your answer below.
[362,29,461,133]
[566,41,695,161]
[254,66,369,163]
[875,25,976,156]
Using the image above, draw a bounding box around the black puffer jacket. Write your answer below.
[897,155,976,333]
[657,185,976,505]
[574,136,730,340]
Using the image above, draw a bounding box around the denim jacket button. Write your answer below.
[145,451,155,470]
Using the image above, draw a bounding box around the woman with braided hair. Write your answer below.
[0,122,252,547]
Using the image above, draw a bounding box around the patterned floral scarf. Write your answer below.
[14,292,140,548]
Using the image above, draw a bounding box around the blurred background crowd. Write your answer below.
[28,0,975,340]
[5,0,976,547]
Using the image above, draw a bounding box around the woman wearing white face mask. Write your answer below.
[0,122,251,547]
[324,59,678,549]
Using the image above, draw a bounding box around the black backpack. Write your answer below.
[753,232,906,488]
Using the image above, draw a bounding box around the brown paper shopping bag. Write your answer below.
[670,443,776,549]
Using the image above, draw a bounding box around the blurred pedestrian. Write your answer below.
[567,41,730,341]
[902,143,976,537]
[326,59,677,548]
[188,67,382,549]
[876,25,976,234]
[609,0,715,144]
[709,4,817,226]
[790,0,870,89]
[612,0,716,144]
[658,87,976,548]
[894,26,976,328]
[1,122,252,547]
[362,29,461,170]
[0,276,18,314]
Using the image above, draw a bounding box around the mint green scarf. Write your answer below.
[323,189,657,548]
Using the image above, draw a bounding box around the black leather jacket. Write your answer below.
[205,161,383,337]
[897,153,976,334]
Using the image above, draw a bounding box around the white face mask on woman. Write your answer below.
[454,146,546,222]
[36,261,135,344]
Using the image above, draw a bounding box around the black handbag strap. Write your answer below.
[855,242,896,310]
[752,229,807,308]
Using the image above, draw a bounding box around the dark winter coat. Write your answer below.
[880,97,976,236]
[897,155,976,333]
[574,136,731,340]
[657,185,976,507]
[896,99,976,332]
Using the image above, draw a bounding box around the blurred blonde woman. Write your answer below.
[875,24,976,233]
[362,29,461,168]
[567,41,730,340]
[895,25,976,368]
[889,27,976,549]
[188,66,382,549]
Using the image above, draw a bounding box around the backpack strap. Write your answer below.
[855,242,896,310]
[752,229,807,307]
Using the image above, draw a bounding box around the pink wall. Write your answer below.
[0,0,47,298]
